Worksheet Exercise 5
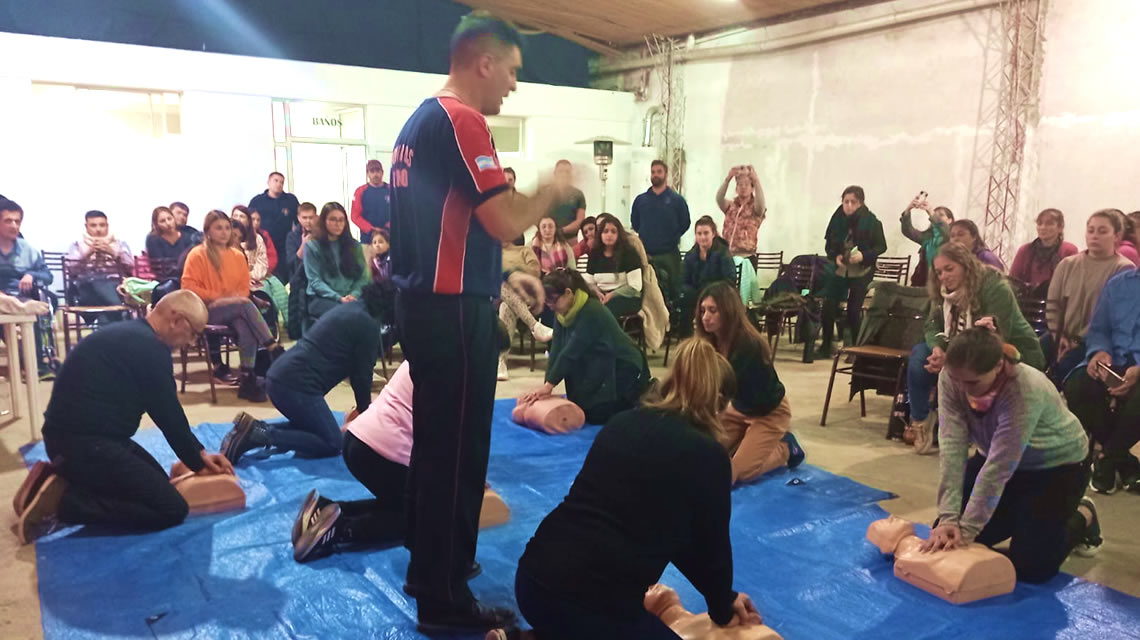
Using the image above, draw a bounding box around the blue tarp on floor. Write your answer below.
[20,399,1140,639]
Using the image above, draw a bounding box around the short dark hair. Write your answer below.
[945,328,1005,374]
[842,185,865,203]
[0,199,23,219]
[651,159,668,172]
[450,11,523,67]
[269,171,284,180]
[298,201,317,214]
[85,210,107,221]
[503,167,516,178]
[169,201,188,213]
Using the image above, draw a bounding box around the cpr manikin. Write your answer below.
[643,584,783,640]
[866,515,1016,604]
[512,397,586,434]
[169,461,246,514]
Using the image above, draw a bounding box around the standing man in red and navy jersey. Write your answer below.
[388,11,554,634]
[350,159,391,244]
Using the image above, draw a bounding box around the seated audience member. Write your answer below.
[907,243,1045,454]
[1044,210,1133,384]
[181,210,282,401]
[0,199,54,375]
[368,230,396,347]
[19,290,233,543]
[170,201,202,245]
[520,269,649,425]
[900,195,953,288]
[696,282,804,484]
[498,236,553,380]
[1064,268,1140,494]
[925,328,1101,583]
[949,219,1005,271]
[532,214,576,276]
[513,338,763,638]
[716,165,767,258]
[679,216,735,337]
[248,207,289,329]
[285,202,318,339]
[65,210,134,325]
[1009,208,1078,296]
[817,185,886,358]
[221,283,384,464]
[573,215,596,258]
[231,218,278,339]
[304,202,369,329]
[584,214,644,319]
[146,206,195,280]
[247,208,278,275]
[350,159,392,244]
[1118,211,1140,266]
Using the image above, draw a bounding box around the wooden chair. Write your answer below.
[734,261,743,289]
[180,325,239,404]
[60,258,133,353]
[618,312,647,357]
[516,319,538,372]
[873,256,912,286]
[751,251,783,297]
[820,305,926,426]
[771,258,818,351]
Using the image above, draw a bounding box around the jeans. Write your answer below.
[74,278,129,326]
[960,453,1089,583]
[265,378,344,458]
[515,568,681,640]
[1065,368,1140,457]
[208,297,273,368]
[907,342,938,422]
[397,290,497,607]
[45,435,188,530]
[603,293,641,320]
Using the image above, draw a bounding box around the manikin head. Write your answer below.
[448,11,523,116]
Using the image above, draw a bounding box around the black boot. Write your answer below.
[221,412,271,464]
[237,369,267,402]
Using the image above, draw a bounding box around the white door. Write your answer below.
[288,143,368,238]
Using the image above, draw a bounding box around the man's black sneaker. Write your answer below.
[1073,496,1103,558]
[783,432,806,469]
[1118,455,1140,492]
[293,504,341,563]
[416,599,516,634]
[1090,455,1118,495]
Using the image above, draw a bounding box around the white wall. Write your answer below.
[0,32,636,251]
[619,0,1140,262]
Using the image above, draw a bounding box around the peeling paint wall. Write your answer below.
[626,0,1140,264]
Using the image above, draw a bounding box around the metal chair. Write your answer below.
[60,258,133,353]
[751,251,783,297]
[180,325,239,404]
[771,257,818,351]
[873,256,912,286]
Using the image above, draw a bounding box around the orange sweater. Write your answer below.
[181,245,251,303]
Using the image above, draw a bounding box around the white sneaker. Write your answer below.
[531,322,554,343]
[497,356,509,381]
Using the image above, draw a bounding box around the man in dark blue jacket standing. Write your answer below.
[249,171,300,281]
[631,159,690,307]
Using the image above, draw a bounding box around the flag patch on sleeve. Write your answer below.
[475,155,498,171]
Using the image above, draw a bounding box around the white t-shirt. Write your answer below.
[346,360,413,466]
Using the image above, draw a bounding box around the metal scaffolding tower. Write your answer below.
[646,35,686,194]
[981,0,1049,264]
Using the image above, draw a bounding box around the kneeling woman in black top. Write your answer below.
[520,268,650,425]
[514,338,764,640]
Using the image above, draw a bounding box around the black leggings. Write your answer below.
[960,453,1089,583]
[334,431,408,546]
[46,435,189,531]
[1065,368,1140,459]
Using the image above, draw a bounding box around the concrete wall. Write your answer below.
[618,0,1140,264]
[0,32,636,251]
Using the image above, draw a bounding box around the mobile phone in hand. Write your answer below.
[1097,361,1125,387]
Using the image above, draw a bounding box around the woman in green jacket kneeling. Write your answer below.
[520,268,651,425]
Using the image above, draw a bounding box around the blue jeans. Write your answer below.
[907,342,938,422]
[265,378,343,458]
[515,569,680,640]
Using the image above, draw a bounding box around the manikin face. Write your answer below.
[650,164,667,188]
[1085,215,1119,257]
[479,45,521,116]
[695,224,715,250]
[841,193,862,216]
[371,233,389,256]
[600,222,618,248]
[1036,216,1061,245]
[0,211,22,241]
[367,166,384,187]
[298,209,316,232]
[547,287,575,315]
[324,210,347,239]
[207,218,232,246]
[949,224,977,251]
[539,218,556,242]
[947,363,1001,398]
[85,216,109,238]
[230,209,250,230]
[156,211,176,234]
[171,206,189,227]
[699,296,722,335]
[933,255,964,292]
[268,174,285,195]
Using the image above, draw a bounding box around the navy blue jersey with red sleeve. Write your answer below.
[389,96,508,297]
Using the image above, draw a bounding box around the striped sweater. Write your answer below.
[936,363,1088,539]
